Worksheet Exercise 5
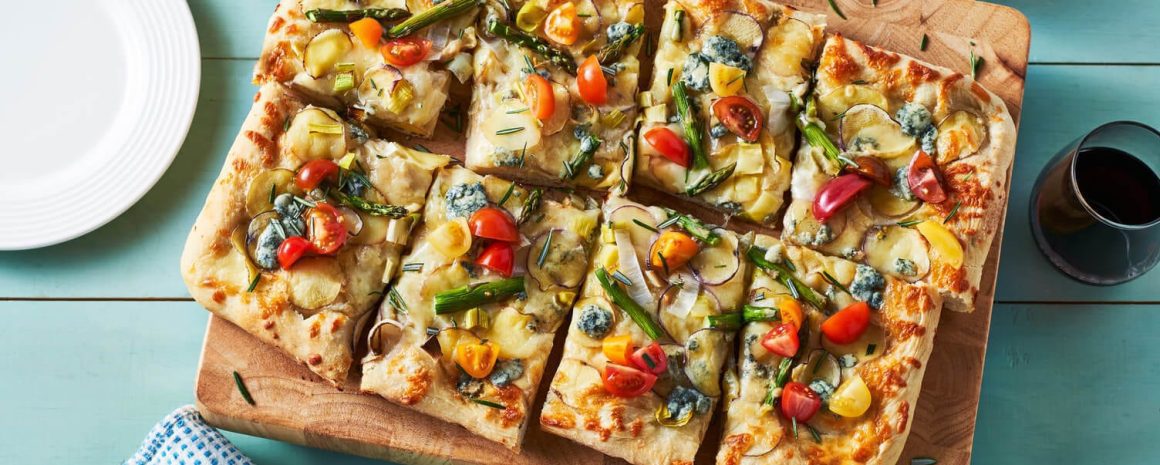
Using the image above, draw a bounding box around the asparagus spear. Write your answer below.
[595,268,664,341]
[672,81,708,171]
[305,8,411,23]
[517,188,542,226]
[487,18,578,74]
[434,277,525,315]
[597,23,645,64]
[386,0,482,38]
[331,191,407,218]
[685,163,736,197]
[660,209,720,245]
[746,246,826,309]
[562,131,602,179]
[796,98,844,166]
[706,304,780,330]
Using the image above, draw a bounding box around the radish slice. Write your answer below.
[614,228,654,307]
[528,229,587,290]
[665,271,700,319]
[689,228,739,285]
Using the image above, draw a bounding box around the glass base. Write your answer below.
[1030,190,1157,286]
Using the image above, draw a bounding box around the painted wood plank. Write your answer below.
[0,60,257,299]
[995,64,1160,302]
[190,0,271,59]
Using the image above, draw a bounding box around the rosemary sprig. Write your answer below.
[611,270,633,287]
[496,126,525,135]
[472,398,506,409]
[970,50,985,79]
[633,219,659,233]
[497,183,515,207]
[822,271,852,296]
[387,286,408,313]
[537,230,554,267]
[304,8,409,22]
[911,458,938,465]
[806,423,822,443]
[597,23,645,64]
[402,262,423,272]
[827,0,847,20]
[920,33,929,51]
[657,251,670,275]
[944,201,962,223]
[232,371,256,406]
[246,274,260,293]
[897,219,924,228]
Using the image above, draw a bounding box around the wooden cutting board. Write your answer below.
[194,1,1029,464]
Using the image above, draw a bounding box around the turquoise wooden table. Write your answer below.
[1,1,1158,463]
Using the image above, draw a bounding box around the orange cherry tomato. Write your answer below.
[295,159,340,191]
[629,341,668,375]
[468,207,519,243]
[349,18,383,48]
[526,74,556,120]
[776,297,805,331]
[305,202,348,255]
[845,155,893,187]
[906,150,948,204]
[711,96,764,142]
[821,301,872,345]
[475,241,515,277]
[644,127,690,167]
[780,382,822,422]
[380,37,430,67]
[455,340,500,378]
[649,231,700,271]
[602,364,657,397]
[577,55,607,105]
[601,335,634,365]
[544,2,580,45]
[277,236,313,269]
[760,323,800,358]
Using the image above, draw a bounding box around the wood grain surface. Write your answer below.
[195,1,1029,464]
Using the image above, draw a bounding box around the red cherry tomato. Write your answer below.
[277,236,313,269]
[644,127,690,168]
[577,55,607,105]
[780,382,822,422]
[380,37,430,67]
[760,323,800,358]
[295,159,340,191]
[712,96,764,142]
[821,301,872,345]
[629,342,668,375]
[813,174,873,222]
[468,207,520,243]
[907,150,947,203]
[601,364,657,397]
[526,74,556,121]
[305,202,348,255]
[475,241,515,277]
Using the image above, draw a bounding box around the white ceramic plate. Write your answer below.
[0,0,199,250]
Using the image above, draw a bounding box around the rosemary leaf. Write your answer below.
[827,0,847,20]
[496,126,525,135]
[944,201,962,223]
[538,230,554,267]
[232,371,256,406]
[472,398,506,409]
[633,219,659,233]
[920,33,929,51]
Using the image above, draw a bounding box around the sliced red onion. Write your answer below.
[664,271,700,319]
[424,21,453,59]
[762,86,792,135]
[366,318,404,357]
[689,228,739,285]
[614,228,654,307]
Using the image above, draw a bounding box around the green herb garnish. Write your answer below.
[746,246,826,309]
[496,126,525,135]
[304,8,409,22]
[806,423,822,443]
[537,230,554,267]
[611,270,633,287]
[944,201,962,223]
[597,23,644,64]
[387,286,408,313]
[472,398,506,409]
[920,33,929,51]
[633,219,659,233]
[232,371,256,406]
[487,18,577,74]
[595,268,664,340]
[498,183,515,207]
[911,458,938,465]
[657,251,670,275]
[866,343,877,355]
[827,0,847,20]
[897,219,924,228]
[245,274,260,293]
[402,262,423,272]
[970,50,984,79]
[822,271,852,296]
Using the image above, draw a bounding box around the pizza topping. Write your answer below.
[428,218,473,258]
[380,37,430,67]
[598,22,644,64]
[577,55,608,105]
[839,104,917,159]
[596,267,665,340]
[385,0,479,39]
[246,169,300,218]
[433,277,526,314]
[525,74,555,120]
[295,159,340,191]
[916,220,965,268]
[515,2,548,31]
[708,63,746,97]
[808,379,835,402]
[303,29,353,78]
[712,96,764,142]
[631,341,669,375]
[276,235,311,269]
[822,302,872,344]
[702,35,753,73]
[890,167,917,201]
[444,182,488,218]
[475,241,515,277]
[665,385,712,420]
[455,339,500,378]
[828,374,872,417]
[562,125,602,178]
[863,225,931,281]
[528,229,588,290]
[649,231,700,271]
[680,53,712,92]
[813,174,873,222]
[644,127,691,168]
[845,156,892,186]
[602,334,635,365]
[601,363,657,397]
[486,359,524,388]
[544,2,581,45]
[760,323,800,358]
[285,107,348,160]
[486,19,577,74]
[936,110,987,163]
[468,207,519,242]
[577,304,614,339]
[895,102,934,137]
[688,228,739,285]
[780,382,822,422]
[906,150,948,203]
[349,17,383,48]
[849,265,885,309]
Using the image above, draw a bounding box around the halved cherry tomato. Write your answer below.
[629,341,668,375]
[544,2,580,45]
[455,340,500,378]
[305,202,348,255]
[475,241,515,277]
[813,174,873,222]
[349,18,383,48]
[380,37,430,67]
[907,150,947,203]
[644,127,690,167]
[760,323,800,358]
[468,207,519,242]
[845,155,893,187]
[602,335,634,365]
[295,159,340,191]
[780,382,822,422]
[577,55,607,105]
[776,296,804,331]
[712,96,764,142]
[526,74,556,120]
[821,301,871,345]
[602,363,657,397]
[649,231,700,271]
[277,236,313,269]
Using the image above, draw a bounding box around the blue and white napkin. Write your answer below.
[124,406,254,465]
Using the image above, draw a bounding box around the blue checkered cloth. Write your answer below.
[125,406,254,465]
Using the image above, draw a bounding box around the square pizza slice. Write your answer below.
[717,234,942,465]
[782,34,1017,312]
[539,196,749,465]
[181,83,452,385]
[636,0,825,225]
[360,166,601,449]
[256,0,481,137]
[464,0,645,192]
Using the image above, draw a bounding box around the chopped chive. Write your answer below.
[498,183,515,207]
[496,126,525,135]
[822,271,852,296]
[246,274,260,293]
[970,50,984,79]
[282,116,291,132]
[472,398,506,409]
[866,343,877,355]
[831,108,852,121]
[268,184,276,204]
[792,417,799,438]
[641,353,657,369]
[827,0,847,20]
[665,68,674,85]
[612,270,633,287]
[943,201,962,223]
[523,54,535,74]
[506,107,530,114]
[402,262,424,272]
[657,215,681,229]
[920,33,929,51]
[537,230,554,267]
[897,219,923,228]
[426,327,439,337]
[232,371,256,406]
[633,219,659,233]
[806,423,822,443]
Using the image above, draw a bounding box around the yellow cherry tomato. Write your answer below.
[649,231,700,271]
[828,374,872,417]
[708,62,746,97]
[544,2,580,45]
[428,218,472,259]
[602,334,634,365]
[455,339,500,378]
[776,296,804,330]
[916,220,964,268]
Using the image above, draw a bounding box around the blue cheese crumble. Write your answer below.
[890,167,916,201]
[808,379,835,402]
[920,126,939,154]
[444,182,487,218]
[606,22,634,42]
[587,164,604,179]
[895,102,933,137]
[681,53,712,91]
[702,36,751,71]
[894,257,917,277]
[254,223,285,270]
[666,386,712,419]
[488,359,524,387]
[577,304,613,339]
[850,264,885,309]
[838,354,858,368]
[797,224,833,246]
[710,123,729,138]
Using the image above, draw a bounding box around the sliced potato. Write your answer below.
[303,29,353,78]
[839,104,916,159]
[936,110,987,163]
[705,11,763,53]
[245,169,298,217]
[863,225,931,281]
[358,65,404,109]
[349,213,390,245]
[818,85,888,122]
[528,230,588,291]
[759,17,816,78]
[689,228,740,285]
[287,257,343,311]
[284,107,347,161]
[822,323,885,364]
[684,329,727,397]
[783,199,845,246]
[483,99,542,151]
[864,185,919,218]
[607,204,657,265]
[484,309,539,359]
[723,143,765,176]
